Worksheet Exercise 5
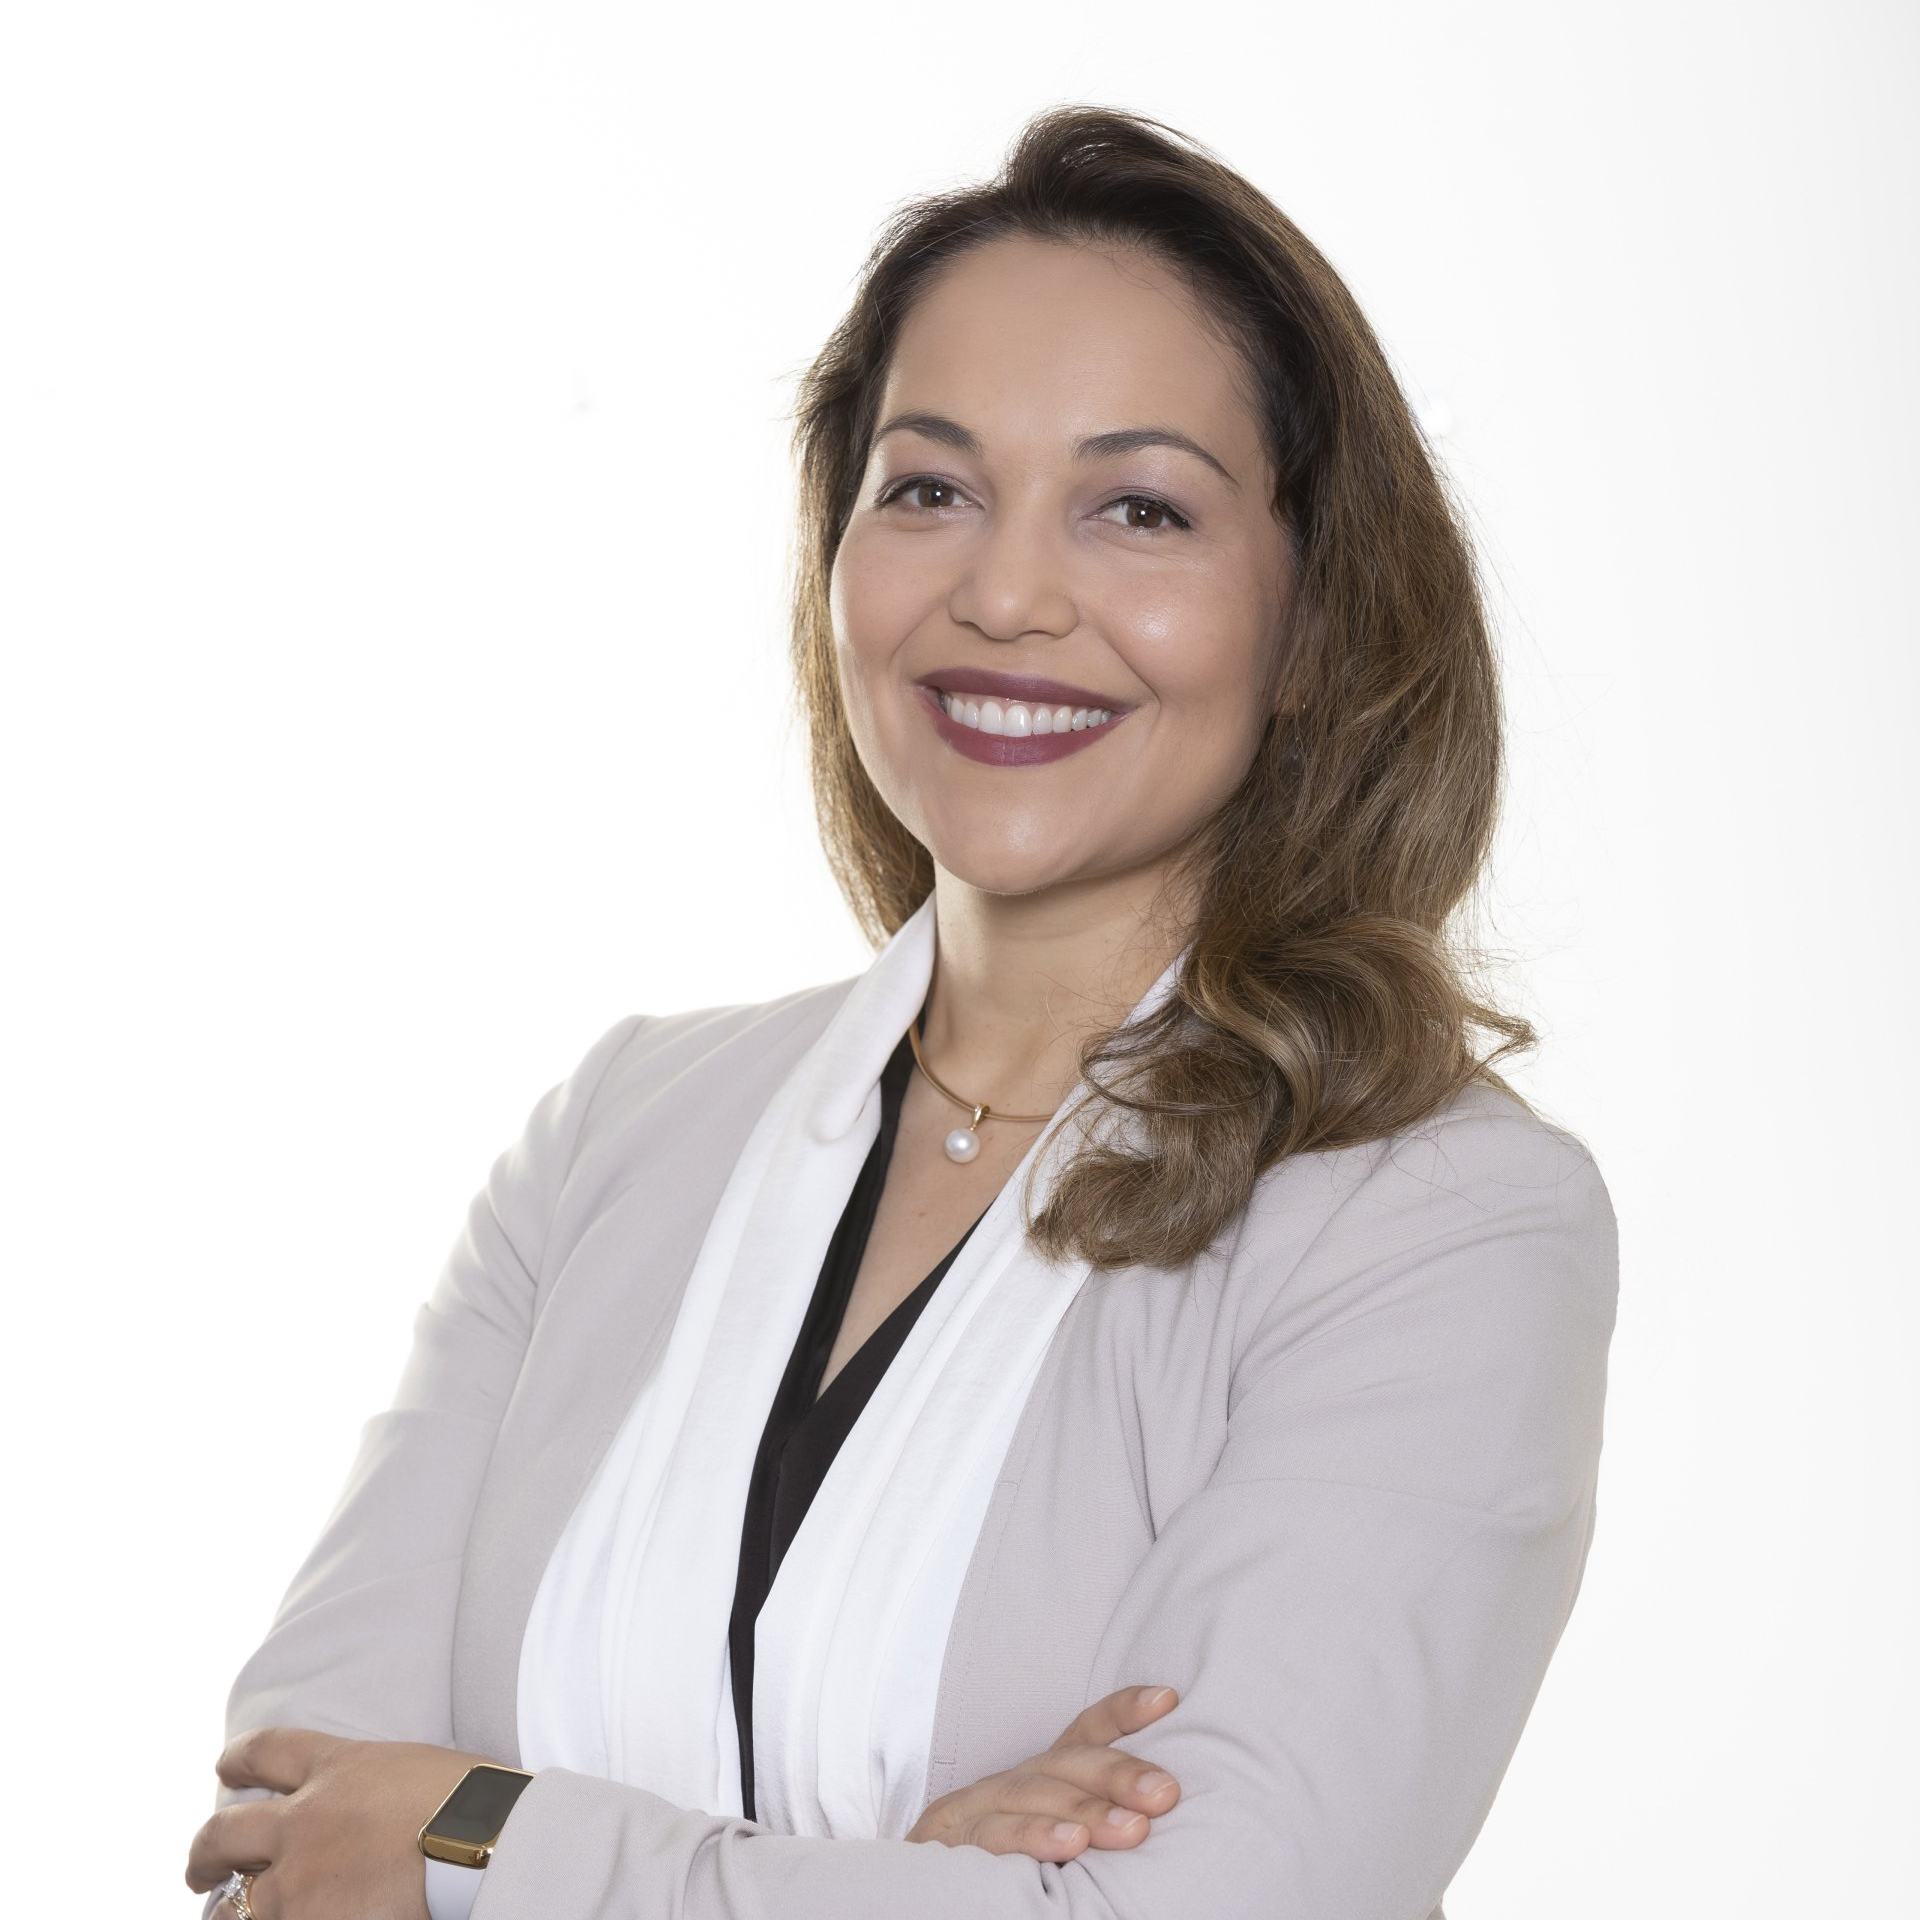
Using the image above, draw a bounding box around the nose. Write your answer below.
[946,503,1078,644]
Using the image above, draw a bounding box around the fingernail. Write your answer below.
[1136,1770,1175,1795]
[1053,1822,1086,1843]
[1142,1686,1175,1708]
[1107,1805,1145,1829]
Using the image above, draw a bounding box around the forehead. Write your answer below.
[877,235,1262,467]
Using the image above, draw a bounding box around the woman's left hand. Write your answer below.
[184,1728,502,1920]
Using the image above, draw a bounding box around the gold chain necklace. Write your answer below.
[906,1022,1053,1164]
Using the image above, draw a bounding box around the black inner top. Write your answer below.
[727,1012,989,1823]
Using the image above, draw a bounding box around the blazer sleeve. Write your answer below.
[468,1102,1621,1920]
[210,1013,646,1811]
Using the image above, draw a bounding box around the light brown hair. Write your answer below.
[787,104,1538,1272]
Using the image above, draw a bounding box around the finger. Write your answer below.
[1040,1733,1182,1808]
[214,1875,279,1920]
[953,1810,1100,1860]
[978,1762,1161,1851]
[216,1726,334,1794]
[184,1802,280,1892]
[1024,1736,1182,1832]
[1052,1684,1179,1754]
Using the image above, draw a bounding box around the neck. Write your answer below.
[917,859,1194,1118]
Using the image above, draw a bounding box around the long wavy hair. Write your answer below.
[787,104,1539,1272]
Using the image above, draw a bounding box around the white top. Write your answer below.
[513,894,1182,1838]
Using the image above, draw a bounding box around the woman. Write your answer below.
[187,104,1618,1920]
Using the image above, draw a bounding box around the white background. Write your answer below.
[2,2,1913,1913]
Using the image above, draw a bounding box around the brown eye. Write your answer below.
[1104,493,1193,534]
[880,476,961,511]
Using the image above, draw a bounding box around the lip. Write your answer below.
[914,683,1129,767]
[913,666,1135,714]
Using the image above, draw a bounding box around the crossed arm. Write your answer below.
[192,1019,1619,1920]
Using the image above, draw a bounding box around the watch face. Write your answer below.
[433,1766,534,1846]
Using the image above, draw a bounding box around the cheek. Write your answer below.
[827,547,883,730]
[831,544,906,727]
[830,529,929,663]
[1120,584,1276,754]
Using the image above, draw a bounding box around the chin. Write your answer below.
[917,844,1052,894]
[920,835,1103,900]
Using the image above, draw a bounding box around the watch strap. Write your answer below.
[425,1855,484,1920]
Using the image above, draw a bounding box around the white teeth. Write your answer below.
[937,690,1117,738]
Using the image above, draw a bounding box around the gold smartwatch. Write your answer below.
[419,1763,536,1920]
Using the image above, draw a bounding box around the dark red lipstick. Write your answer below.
[913,676,1131,768]
[914,666,1134,713]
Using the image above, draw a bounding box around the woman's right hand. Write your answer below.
[905,1684,1182,1860]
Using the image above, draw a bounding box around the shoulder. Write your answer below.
[1230,1078,1613,1271]
[1220,1080,1618,1376]
[594,973,861,1102]
[530,970,863,1157]
[1215,1081,1619,1522]
[489,972,866,1280]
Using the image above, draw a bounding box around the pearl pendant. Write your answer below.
[943,1126,981,1164]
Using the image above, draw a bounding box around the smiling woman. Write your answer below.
[829,233,1294,994]
[191,105,1617,1920]
[794,125,1535,1273]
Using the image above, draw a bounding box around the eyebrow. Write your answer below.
[875,410,1239,491]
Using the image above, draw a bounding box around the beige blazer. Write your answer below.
[215,974,1619,1920]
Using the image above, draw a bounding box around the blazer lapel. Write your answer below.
[448,989,851,1764]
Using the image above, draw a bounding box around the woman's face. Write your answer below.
[829,234,1295,906]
